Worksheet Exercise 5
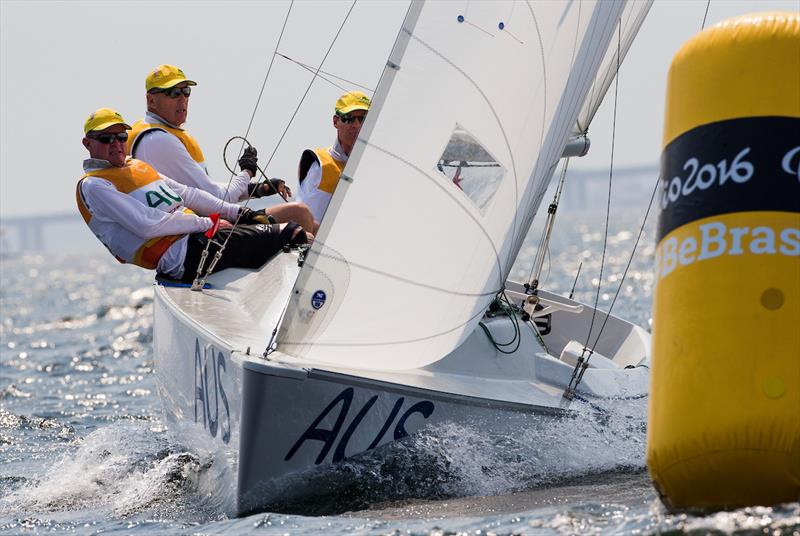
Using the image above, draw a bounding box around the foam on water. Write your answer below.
[2,225,798,534]
[256,396,648,516]
[0,420,235,524]
[407,397,648,498]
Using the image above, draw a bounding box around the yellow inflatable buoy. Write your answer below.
[648,12,800,510]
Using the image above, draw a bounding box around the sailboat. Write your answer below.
[153,0,654,515]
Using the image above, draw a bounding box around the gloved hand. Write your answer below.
[268,178,292,198]
[238,146,258,176]
[247,178,293,198]
[239,207,276,225]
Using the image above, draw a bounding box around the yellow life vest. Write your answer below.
[313,147,346,194]
[127,120,206,164]
[76,159,193,270]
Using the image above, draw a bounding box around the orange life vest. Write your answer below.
[127,120,206,165]
[76,159,193,269]
[312,147,346,194]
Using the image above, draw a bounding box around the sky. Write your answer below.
[1,0,797,219]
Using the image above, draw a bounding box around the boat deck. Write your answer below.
[157,252,651,407]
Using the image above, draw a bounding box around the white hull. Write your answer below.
[153,251,650,515]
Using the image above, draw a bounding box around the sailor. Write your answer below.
[78,108,309,282]
[297,90,371,221]
[127,64,318,233]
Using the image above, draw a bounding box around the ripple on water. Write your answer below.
[1,237,797,535]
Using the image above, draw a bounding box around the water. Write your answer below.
[1,211,798,535]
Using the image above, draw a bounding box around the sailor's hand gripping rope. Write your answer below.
[224,136,292,202]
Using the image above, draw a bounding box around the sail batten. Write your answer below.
[275,0,644,371]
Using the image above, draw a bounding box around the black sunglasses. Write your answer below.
[152,86,192,98]
[89,132,129,144]
[338,113,366,124]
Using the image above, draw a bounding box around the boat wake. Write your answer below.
[0,421,231,524]
[263,396,648,515]
[1,396,646,520]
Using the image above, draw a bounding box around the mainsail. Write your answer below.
[276,0,639,370]
[574,1,652,135]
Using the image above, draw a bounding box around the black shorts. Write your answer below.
[180,222,304,282]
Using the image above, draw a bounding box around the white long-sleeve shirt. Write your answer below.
[80,158,240,278]
[297,139,349,221]
[132,112,251,202]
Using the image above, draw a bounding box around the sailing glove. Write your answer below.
[238,146,258,176]
[247,178,293,198]
[239,207,277,225]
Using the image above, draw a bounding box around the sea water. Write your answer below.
[1,208,798,535]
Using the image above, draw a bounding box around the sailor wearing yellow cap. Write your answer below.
[297,91,371,221]
[78,108,308,280]
[127,64,319,234]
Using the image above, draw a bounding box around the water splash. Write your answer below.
[0,421,229,523]
[261,397,649,515]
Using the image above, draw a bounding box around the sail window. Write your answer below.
[436,125,505,213]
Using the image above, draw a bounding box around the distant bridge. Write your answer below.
[0,165,659,253]
[0,212,88,253]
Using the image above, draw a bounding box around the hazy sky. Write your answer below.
[1,0,796,218]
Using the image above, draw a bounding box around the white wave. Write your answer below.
[0,421,230,521]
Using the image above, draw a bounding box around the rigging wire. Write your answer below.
[588,174,660,352]
[221,1,296,204]
[190,1,296,291]
[191,0,359,291]
[567,1,716,397]
[259,0,359,179]
[275,52,375,93]
[701,0,711,30]
[564,23,621,400]
[568,261,582,300]
[526,157,570,292]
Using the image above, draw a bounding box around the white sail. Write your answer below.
[276,0,631,370]
[573,0,652,135]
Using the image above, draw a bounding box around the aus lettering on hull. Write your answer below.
[194,338,232,444]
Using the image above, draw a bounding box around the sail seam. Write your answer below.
[279,300,493,347]
[406,32,518,291]
[361,139,505,289]
[306,237,502,298]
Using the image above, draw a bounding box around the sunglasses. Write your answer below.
[338,114,366,124]
[152,86,192,98]
[89,132,129,144]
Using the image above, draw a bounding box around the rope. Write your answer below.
[222,135,289,202]
[478,291,522,354]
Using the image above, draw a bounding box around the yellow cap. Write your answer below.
[84,108,131,134]
[145,64,197,92]
[335,91,371,115]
